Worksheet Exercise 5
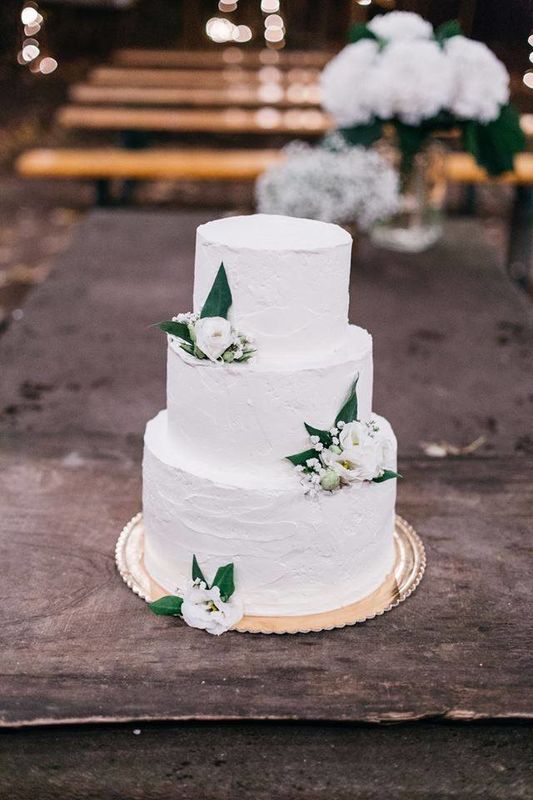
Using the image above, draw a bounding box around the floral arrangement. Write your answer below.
[149,555,243,635]
[286,376,399,496]
[321,12,524,177]
[255,137,399,229]
[155,264,255,364]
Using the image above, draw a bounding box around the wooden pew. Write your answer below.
[69,83,321,108]
[56,105,331,135]
[16,147,532,285]
[88,66,319,88]
[113,48,334,69]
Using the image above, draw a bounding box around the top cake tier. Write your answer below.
[193,214,352,361]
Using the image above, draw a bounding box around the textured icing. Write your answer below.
[167,325,373,484]
[143,410,397,616]
[193,214,352,361]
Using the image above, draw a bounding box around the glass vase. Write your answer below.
[370,143,446,253]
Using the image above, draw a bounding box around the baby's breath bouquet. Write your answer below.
[256,137,400,230]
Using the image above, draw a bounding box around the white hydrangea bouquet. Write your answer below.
[154,264,255,364]
[321,12,524,178]
[286,376,400,497]
[255,137,400,230]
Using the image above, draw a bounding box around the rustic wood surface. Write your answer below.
[0,434,532,727]
[0,210,532,796]
[1,722,532,800]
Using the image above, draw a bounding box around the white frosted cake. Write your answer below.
[142,214,398,624]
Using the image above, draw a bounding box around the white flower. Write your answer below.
[256,141,399,230]
[367,40,454,124]
[445,36,509,122]
[368,11,433,41]
[320,420,392,482]
[314,442,324,452]
[309,435,320,444]
[194,316,234,362]
[181,580,243,636]
[321,40,380,126]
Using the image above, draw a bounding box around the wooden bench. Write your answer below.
[56,105,330,135]
[89,66,319,88]
[69,83,321,108]
[16,147,533,287]
[16,147,283,205]
[113,48,334,69]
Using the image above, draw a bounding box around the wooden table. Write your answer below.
[1,211,532,798]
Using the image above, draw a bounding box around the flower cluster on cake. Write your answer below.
[142,214,400,634]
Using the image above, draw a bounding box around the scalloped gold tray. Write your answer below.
[115,513,425,634]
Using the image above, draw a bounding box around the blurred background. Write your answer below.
[0,0,531,325]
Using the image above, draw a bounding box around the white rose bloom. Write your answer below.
[367,40,454,124]
[194,316,234,362]
[181,580,244,635]
[320,420,390,482]
[321,40,380,126]
[368,11,433,41]
[445,36,509,122]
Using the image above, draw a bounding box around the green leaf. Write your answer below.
[149,595,183,616]
[435,19,462,45]
[192,554,208,586]
[180,343,195,356]
[462,104,525,176]
[200,263,232,320]
[348,23,377,44]
[339,120,383,148]
[372,469,402,484]
[335,376,359,426]
[212,562,235,602]
[304,423,332,447]
[154,320,193,345]
[286,448,319,467]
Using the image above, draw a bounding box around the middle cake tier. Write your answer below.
[167,324,373,482]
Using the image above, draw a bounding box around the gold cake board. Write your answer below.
[115,513,425,635]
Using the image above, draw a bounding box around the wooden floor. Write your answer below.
[0,211,532,797]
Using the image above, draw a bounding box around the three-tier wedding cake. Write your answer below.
[142,214,399,632]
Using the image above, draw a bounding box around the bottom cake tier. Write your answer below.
[143,410,398,617]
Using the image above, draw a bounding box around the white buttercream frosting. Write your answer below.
[193,214,352,361]
[143,410,397,616]
[141,214,399,620]
[167,324,373,484]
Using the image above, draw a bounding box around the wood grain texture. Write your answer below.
[0,436,531,727]
[1,722,532,799]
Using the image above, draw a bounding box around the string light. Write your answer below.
[261,0,280,11]
[20,5,39,25]
[525,33,533,88]
[262,0,285,49]
[18,3,58,76]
